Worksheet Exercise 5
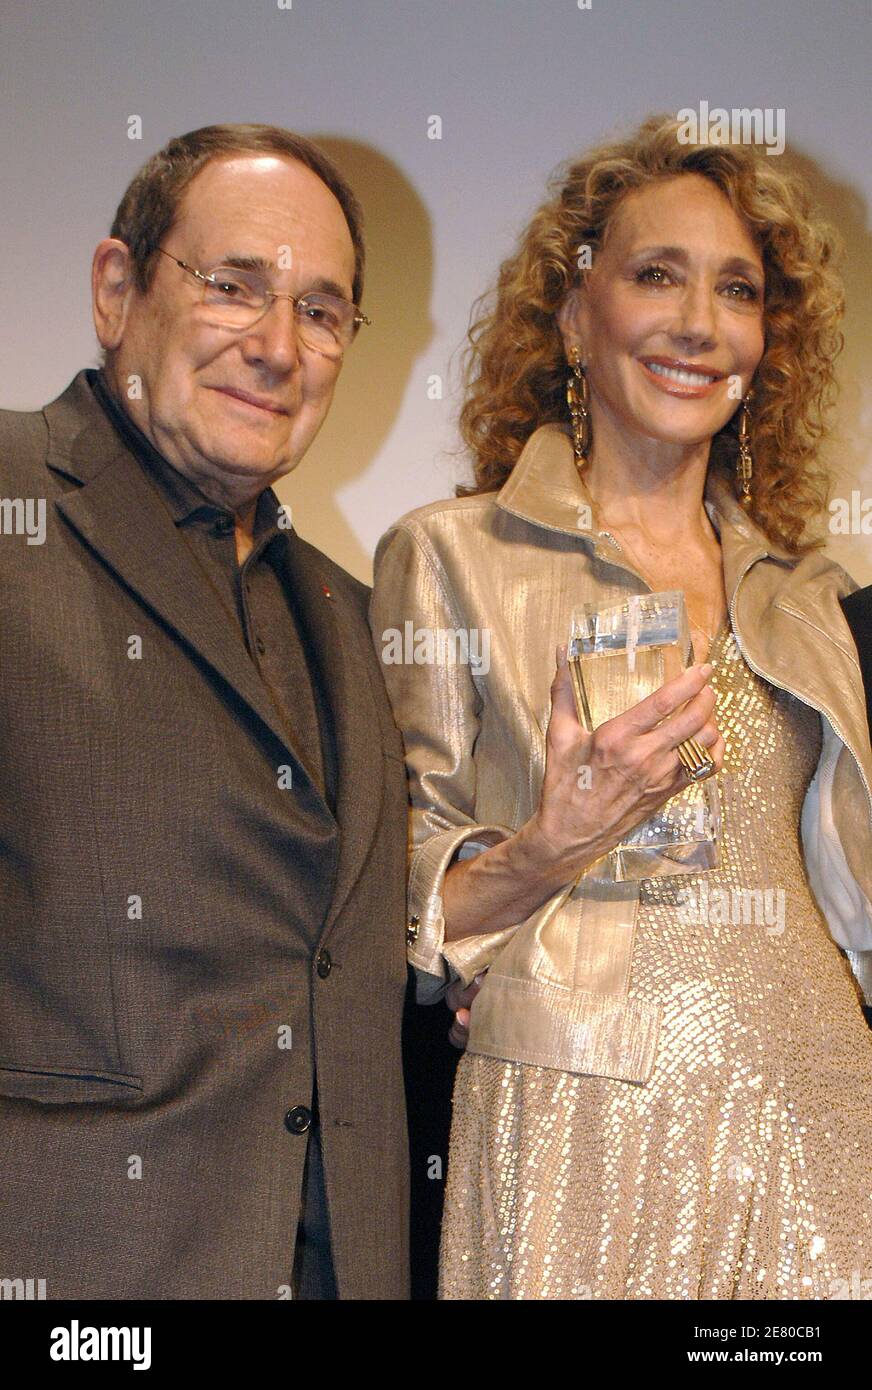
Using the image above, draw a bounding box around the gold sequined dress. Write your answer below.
[440,620,872,1299]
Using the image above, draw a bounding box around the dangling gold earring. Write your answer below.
[737,392,754,507]
[566,345,591,473]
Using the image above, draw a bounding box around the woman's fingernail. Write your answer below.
[699,663,714,678]
[556,643,568,667]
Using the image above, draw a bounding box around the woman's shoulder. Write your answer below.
[747,545,862,667]
[376,490,502,557]
[776,544,860,600]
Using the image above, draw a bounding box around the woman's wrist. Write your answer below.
[440,812,608,945]
[513,812,601,896]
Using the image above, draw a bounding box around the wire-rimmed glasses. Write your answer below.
[156,247,370,359]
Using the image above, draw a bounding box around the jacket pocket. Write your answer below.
[0,1062,143,1105]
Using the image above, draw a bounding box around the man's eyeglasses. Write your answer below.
[156,247,370,359]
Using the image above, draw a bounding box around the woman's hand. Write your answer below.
[522,647,724,882]
[441,649,724,943]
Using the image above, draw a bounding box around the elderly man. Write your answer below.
[0,125,409,1300]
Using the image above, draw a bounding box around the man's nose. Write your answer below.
[240,295,302,372]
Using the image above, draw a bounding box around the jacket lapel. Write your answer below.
[46,371,384,937]
[278,533,385,938]
[46,372,325,779]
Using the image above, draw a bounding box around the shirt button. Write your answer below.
[255,636,266,655]
[213,515,234,537]
[316,948,332,979]
[284,1105,312,1135]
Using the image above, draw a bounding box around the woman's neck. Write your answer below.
[582,412,714,544]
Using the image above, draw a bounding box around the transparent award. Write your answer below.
[567,590,720,882]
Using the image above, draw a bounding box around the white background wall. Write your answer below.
[2,0,869,581]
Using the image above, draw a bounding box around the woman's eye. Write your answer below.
[633,266,761,303]
[635,264,672,286]
[724,280,759,302]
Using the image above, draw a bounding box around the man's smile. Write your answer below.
[209,384,289,415]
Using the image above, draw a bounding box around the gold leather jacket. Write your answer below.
[370,424,872,1081]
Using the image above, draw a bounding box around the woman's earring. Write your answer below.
[737,393,754,506]
[566,345,591,472]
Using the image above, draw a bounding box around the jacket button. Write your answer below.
[213,514,234,537]
[407,914,420,946]
[316,948,332,979]
[284,1105,312,1135]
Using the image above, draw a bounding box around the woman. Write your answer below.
[370,116,872,1299]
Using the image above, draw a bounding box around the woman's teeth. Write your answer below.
[645,362,719,386]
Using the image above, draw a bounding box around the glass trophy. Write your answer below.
[567,590,720,882]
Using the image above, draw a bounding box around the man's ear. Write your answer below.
[92,238,137,351]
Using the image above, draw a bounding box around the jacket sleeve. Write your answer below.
[801,714,872,998]
[369,521,515,1003]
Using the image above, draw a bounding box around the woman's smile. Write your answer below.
[639,355,726,398]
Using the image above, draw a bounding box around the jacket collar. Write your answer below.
[495,422,794,609]
[495,425,872,812]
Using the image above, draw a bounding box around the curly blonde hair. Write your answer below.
[457,114,845,553]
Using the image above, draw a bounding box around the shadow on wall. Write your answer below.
[275,136,434,582]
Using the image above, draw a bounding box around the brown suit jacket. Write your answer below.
[0,371,410,1299]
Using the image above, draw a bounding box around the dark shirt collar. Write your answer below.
[86,367,283,544]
